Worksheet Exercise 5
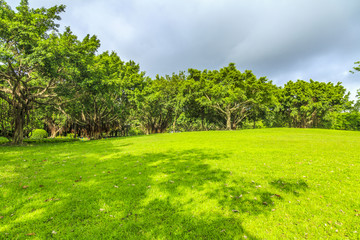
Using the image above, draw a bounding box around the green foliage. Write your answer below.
[135,74,179,134]
[24,137,79,144]
[351,61,360,73]
[63,51,145,139]
[191,63,277,130]
[0,136,9,143]
[354,89,360,112]
[241,119,266,129]
[128,127,145,136]
[0,0,101,143]
[66,133,75,138]
[280,80,351,128]
[0,98,12,138]
[30,129,48,139]
[0,0,68,143]
[327,112,360,130]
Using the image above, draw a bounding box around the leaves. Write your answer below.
[281,80,350,128]
[0,1,70,144]
[192,63,276,129]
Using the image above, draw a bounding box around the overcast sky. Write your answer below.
[6,0,360,99]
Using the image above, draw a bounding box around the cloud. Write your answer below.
[6,0,360,98]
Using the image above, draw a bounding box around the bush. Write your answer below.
[327,112,360,131]
[66,133,75,138]
[24,137,79,144]
[0,136,9,144]
[241,119,266,129]
[24,138,79,144]
[30,129,48,139]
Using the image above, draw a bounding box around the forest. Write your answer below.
[1,1,360,144]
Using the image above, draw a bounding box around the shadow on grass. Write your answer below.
[270,179,308,196]
[0,142,309,239]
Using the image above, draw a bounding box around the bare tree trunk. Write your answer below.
[13,108,25,144]
[50,127,57,138]
[47,119,57,138]
[172,117,176,133]
[226,110,232,130]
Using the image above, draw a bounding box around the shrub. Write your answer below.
[241,119,266,129]
[0,136,9,144]
[30,129,48,139]
[24,138,79,144]
[66,133,75,138]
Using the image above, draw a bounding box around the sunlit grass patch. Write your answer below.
[0,128,359,239]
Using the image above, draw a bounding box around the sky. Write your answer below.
[6,0,360,99]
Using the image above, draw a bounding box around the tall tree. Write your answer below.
[136,76,176,134]
[280,80,351,128]
[194,63,275,130]
[0,98,13,139]
[0,1,100,143]
[353,89,360,112]
[61,52,145,139]
[0,1,65,143]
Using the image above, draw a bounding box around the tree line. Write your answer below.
[1,1,360,144]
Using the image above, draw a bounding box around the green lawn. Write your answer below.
[1,128,359,239]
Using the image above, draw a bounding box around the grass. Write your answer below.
[0,137,79,146]
[0,128,359,239]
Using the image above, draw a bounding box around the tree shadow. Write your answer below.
[270,179,309,196]
[0,144,308,239]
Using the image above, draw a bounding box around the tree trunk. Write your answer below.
[172,117,176,133]
[91,122,102,139]
[74,124,77,138]
[13,108,25,144]
[226,111,232,130]
[47,120,57,138]
[50,127,57,138]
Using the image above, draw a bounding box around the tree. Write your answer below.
[60,51,146,139]
[280,80,351,128]
[193,63,275,130]
[183,69,220,131]
[0,1,102,143]
[0,98,13,139]
[0,1,65,143]
[354,89,360,112]
[135,75,178,134]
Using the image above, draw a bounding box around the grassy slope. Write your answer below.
[0,128,359,239]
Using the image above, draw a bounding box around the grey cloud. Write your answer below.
[6,0,360,98]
